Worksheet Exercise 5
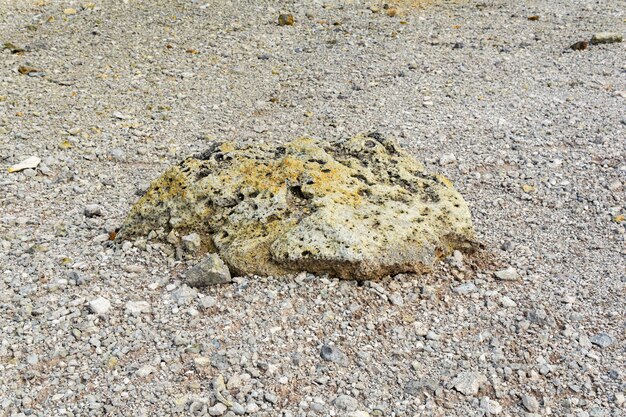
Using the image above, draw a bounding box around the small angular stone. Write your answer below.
[334,394,358,412]
[480,397,502,414]
[320,344,348,366]
[208,403,227,416]
[172,285,197,305]
[453,282,477,295]
[125,301,151,316]
[522,394,540,413]
[182,233,202,253]
[451,371,487,396]
[185,254,231,287]
[231,402,246,415]
[135,365,155,377]
[89,297,111,315]
[494,267,520,281]
[590,333,614,348]
[199,295,217,309]
[84,204,103,218]
[264,392,278,404]
[278,14,295,26]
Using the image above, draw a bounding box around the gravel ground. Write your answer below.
[1,0,624,416]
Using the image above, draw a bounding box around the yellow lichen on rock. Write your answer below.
[120,133,477,279]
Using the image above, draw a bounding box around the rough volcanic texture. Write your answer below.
[120,133,475,279]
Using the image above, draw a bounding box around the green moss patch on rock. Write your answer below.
[119,133,477,279]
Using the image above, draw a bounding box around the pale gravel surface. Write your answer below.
[0,0,625,416]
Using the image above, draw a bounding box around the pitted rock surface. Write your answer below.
[120,133,476,279]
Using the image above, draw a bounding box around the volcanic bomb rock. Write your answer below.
[120,133,476,279]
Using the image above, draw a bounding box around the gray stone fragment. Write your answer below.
[451,371,488,396]
[226,374,242,389]
[522,394,540,413]
[199,295,217,309]
[589,406,606,417]
[333,394,358,412]
[68,271,90,285]
[210,354,229,370]
[89,297,111,315]
[388,293,404,306]
[230,402,246,415]
[84,204,103,218]
[189,401,207,415]
[135,365,155,377]
[124,300,151,316]
[453,282,477,295]
[494,267,520,281]
[109,148,125,160]
[347,412,370,417]
[172,285,197,305]
[264,392,278,404]
[479,397,502,415]
[320,344,348,366]
[590,333,614,348]
[426,331,441,341]
[182,232,202,253]
[185,254,232,287]
[23,168,36,177]
[404,378,439,397]
[439,153,457,166]
[208,403,227,416]
[527,309,554,326]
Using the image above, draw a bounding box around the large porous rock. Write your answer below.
[120,133,476,279]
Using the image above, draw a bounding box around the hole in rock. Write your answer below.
[289,185,308,200]
[196,169,211,181]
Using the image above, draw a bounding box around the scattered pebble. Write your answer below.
[451,371,488,396]
[494,267,520,281]
[480,397,503,415]
[278,14,294,26]
[135,365,155,377]
[89,297,111,315]
[84,204,103,218]
[185,253,232,287]
[8,156,41,173]
[439,153,457,166]
[522,394,541,413]
[453,282,477,295]
[388,292,404,306]
[320,344,348,366]
[334,394,358,412]
[590,333,614,348]
[208,403,227,416]
[124,300,151,316]
[570,40,589,50]
[590,32,623,44]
